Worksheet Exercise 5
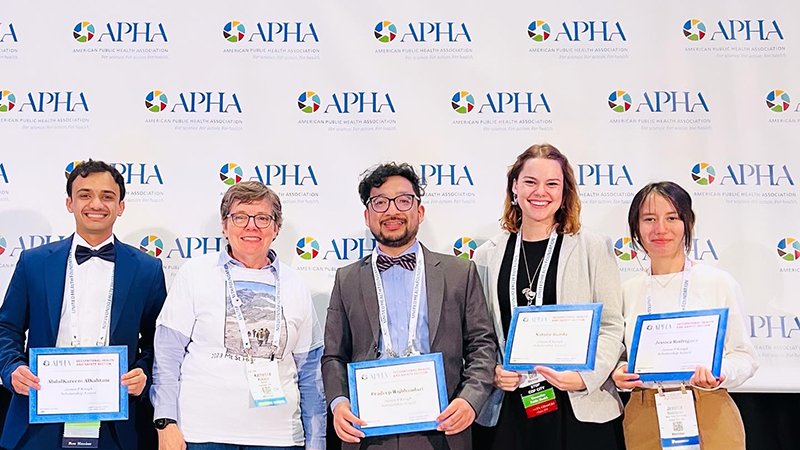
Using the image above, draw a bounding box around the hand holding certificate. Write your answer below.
[503,304,603,372]
[629,308,728,382]
[29,346,129,424]
[347,353,448,437]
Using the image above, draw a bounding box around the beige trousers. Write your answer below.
[623,387,746,450]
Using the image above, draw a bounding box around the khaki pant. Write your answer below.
[623,387,745,450]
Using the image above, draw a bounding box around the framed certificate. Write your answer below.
[503,303,603,372]
[347,352,448,437]
[29,346,129,424]
[628,308,729,382]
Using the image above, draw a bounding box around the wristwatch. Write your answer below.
[154,418,177,430]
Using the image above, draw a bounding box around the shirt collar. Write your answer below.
[217,246,280,273]
[376,239,420,258]
[72,233,114,251]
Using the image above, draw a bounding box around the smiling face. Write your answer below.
[512,158,564,229]
[364,175,425,252]
[66,172,124,244]
[222,199,278,267]
[638,193,686,260]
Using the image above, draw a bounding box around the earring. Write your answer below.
[511,194,518,206]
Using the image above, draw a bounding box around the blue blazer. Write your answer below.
[0,236,167,450]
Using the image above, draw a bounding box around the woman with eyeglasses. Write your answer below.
[151,181,326,450]
[613,182,757,450]
[471,144,626,450]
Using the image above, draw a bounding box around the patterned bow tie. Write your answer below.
[375,253,416,272]
[75,243,115,265]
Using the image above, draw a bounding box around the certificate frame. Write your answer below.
[503,303,603,372]
[628,308,729,382]
[347,353,448,437]
[29,346,129,424]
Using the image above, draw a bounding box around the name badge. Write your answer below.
[245,359,287,407]
[63,421,100,449]
[519,372,558,419]
[654,390,701,449]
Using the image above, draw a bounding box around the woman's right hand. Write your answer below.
[494,364,522,392]
[612,364,643,390]
[158,424,186,450]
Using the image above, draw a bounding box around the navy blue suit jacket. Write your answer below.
[0,236,166,450]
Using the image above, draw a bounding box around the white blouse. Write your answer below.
[621,264,758,389]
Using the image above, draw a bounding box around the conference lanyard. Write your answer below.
[66,247,114,348]
[371,247,425,358]
[646,257,693,314]
[224,262,282,360]
[510,228,559,308]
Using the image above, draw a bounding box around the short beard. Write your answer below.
[375,230,415,248]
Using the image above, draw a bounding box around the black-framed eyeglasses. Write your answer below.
[226,213,275,229]
[367,194,419,213]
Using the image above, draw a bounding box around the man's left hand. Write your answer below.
[436,398,475,436]
[121,368,147,396]
[535,366,586,391]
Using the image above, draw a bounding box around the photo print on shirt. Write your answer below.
[224,280,288,360]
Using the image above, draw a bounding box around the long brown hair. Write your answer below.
[501,144,581,235]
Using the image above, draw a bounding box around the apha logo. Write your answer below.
[451,91,551,114]
[682,19,783,41]
[222,21,318,43]
[144,90,241,114]
[608,90,709,113]
[0,90,88,113]
[691,162,794,186]
[373,21,471,43]
[73,21,168,43]
[297,91,395,114]
[527,20,626,42]
[219,163,318,186]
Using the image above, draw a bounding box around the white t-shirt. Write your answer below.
[621,264,758,389]
[156,252,323,446]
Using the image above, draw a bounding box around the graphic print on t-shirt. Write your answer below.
[224,280,288,360]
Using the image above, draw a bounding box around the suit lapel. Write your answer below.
[359,258,380,344]
[44,237,73,343]
[423,246,444,346]
[109,239,140,339]
[556,232,578,303]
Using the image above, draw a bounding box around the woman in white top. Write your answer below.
[613,181,758,450]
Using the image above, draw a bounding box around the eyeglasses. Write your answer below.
[226,213,275,229]
[367,194,419,213]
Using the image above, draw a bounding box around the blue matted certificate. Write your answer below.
[628,308,728,382]
[29,346,129,424]
[347,353,448,437]
[503,303,603,372]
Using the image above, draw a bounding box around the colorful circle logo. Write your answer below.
[0,90,15,113]
[614,238,637,261]
[145,90,168,113]
[766,90,791,113]
[139,235,164,257]
[73,22,95,43]
[220,163,243,186]
[608,90,632,113]
[296,237,320,260]
[0,236,6,256]
[777,238,800,262]
[223,21,246,42]
[682,19,706,41]
[64,161,82,178]
[374,21,397,43]
[691,162,716,185]
[298,91,321,113]
[451,91,475,114]
[527,21,551,42]
[453,237,478,260]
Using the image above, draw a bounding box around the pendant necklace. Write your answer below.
[520,240,545,306]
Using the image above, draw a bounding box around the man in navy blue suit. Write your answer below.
[0,159,167,450]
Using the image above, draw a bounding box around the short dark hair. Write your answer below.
[628,181,695,254]
[358,162,424,206]
[66,159,126,201]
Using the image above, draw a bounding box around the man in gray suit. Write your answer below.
[322,163,497,450]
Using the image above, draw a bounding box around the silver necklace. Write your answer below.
[652,271,680,288]
[520,239,545,305]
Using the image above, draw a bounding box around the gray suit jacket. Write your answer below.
[322,244,497,450]
[473,229,625,425]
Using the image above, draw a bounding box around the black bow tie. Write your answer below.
[75,243,115,265]
[375,253,416,272]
